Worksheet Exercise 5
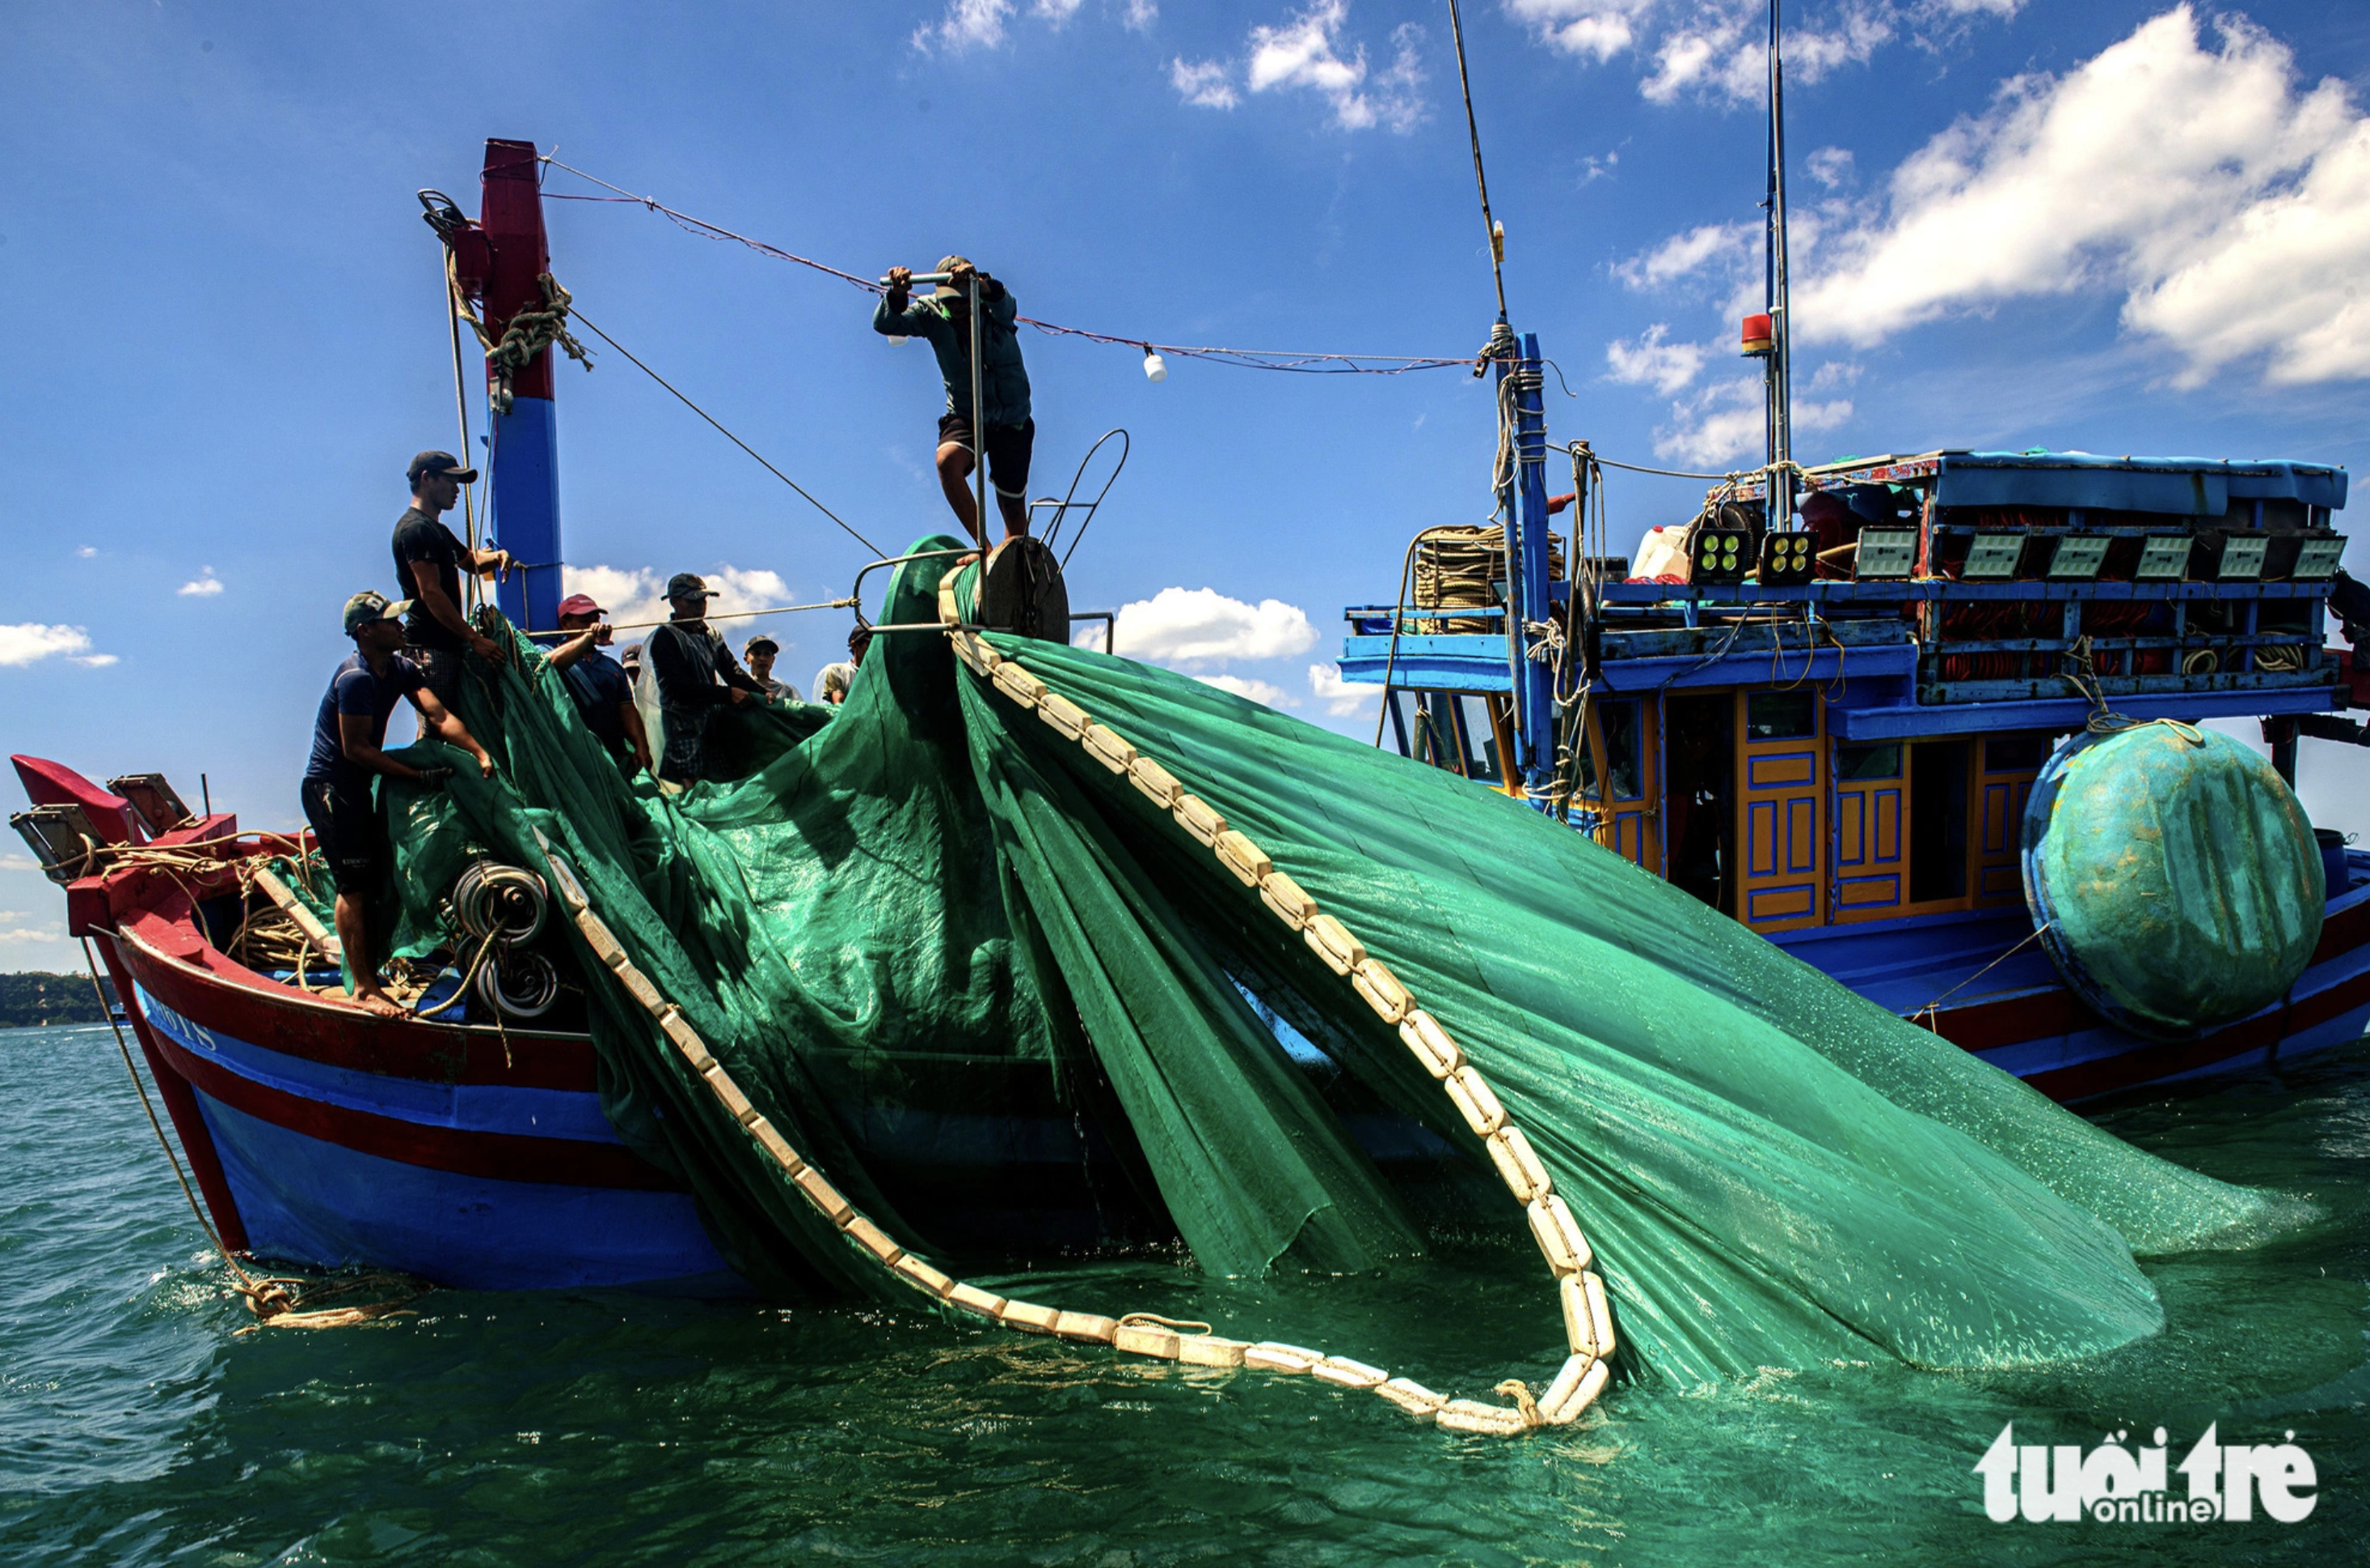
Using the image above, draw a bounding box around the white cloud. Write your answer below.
[1627,0,1894,105]
[0,854,37,871]
[914,0,1014,51]
[563,564,800,656]
[1247,2,1426,133]
[76,546,96,558]
[913,0,1154,50]
[1171,57,1240,110]
[1507,0,1649,63]
[0,624,101,668]
[1605,323,1710,394]
[1614,221,1755,289]
[178,569,223,597]
[1106,587,1316,668]
[1793,7,2370,387]
[70,654,119,668]
[1196,673,1294,707]
[1652,376,1852,467]
[1309,663,1381,717]
[0,923,65,944]
[1806,145,1856,188]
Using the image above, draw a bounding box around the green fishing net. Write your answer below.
[377,537,2289,1387]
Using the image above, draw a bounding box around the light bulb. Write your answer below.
[1142,347,1167,383]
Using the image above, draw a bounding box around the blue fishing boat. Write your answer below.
[1335,0,2367,1102]
[1338,443,2368,1100]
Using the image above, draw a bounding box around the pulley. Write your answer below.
[976,535,1071,642]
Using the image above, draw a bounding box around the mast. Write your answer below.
[1765,1,1794,527]
[477,138,564,633]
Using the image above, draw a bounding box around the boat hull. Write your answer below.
[102,917,739,1293]
[1773,849,2370,1102]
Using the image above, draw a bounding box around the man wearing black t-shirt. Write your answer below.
[393,449,514,707]
[304,590,496,1018]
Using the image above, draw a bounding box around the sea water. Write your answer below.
[2,1020,2361,1566]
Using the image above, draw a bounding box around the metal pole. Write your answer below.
[1766,0,1794,529]
[968,274,988,546]
[1514,334,1556,807]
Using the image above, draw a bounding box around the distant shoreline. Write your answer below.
[0,972,120,1029]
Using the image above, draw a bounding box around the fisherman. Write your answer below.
[742,634,803,702]
[812,624,871,706]
[392,450,513,706]
[548,592,653,774]
[304,591,496,1018]
[645,573,767,785]
[875,257,1033,546]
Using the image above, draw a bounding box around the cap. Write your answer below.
[343,590,411,635]
[407,449,480,486]
[936,255,972,277]
[744,634,778,656]
[619,642,643,666]
[665,572,711,601]
[555,592,605,619]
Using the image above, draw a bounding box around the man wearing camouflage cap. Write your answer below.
[302,591,495,1018]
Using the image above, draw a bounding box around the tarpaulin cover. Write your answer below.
[2024,723,2324,1039]
[369,537,2292,1387]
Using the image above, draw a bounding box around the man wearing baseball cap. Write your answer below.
[546,591,652,774]
[302,590,496,1018]
[393,449,515,707]
[874,256,1033,546]
[740,634,802,702]
[644,572,768,786]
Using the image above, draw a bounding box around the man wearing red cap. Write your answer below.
[547,592,652,774]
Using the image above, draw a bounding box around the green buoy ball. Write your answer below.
[2022,723,2324,1041]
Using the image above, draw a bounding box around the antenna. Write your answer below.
[1765,0,1794,526]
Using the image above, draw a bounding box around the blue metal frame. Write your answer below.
[490,394,563,634]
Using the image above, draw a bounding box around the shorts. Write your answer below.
[412,647,465,710]
[300,778,385,896]
[936,413,1035,500]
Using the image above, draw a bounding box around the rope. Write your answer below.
[450,271,592,417]
[2064,635,2207,741]
[537,157,1474,377]
[1910,921,2056,1031]
[1369,526,1470,750]
[521,597,860,640]
[565,307,885,557]
[82,939,424,1330]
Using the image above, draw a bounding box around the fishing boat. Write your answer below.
[7,78,2359,1356]
[1337,4,2369,1102]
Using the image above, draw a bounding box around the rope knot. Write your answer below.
[1493,1378,1544,1428]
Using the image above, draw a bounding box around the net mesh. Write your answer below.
[368,536,2291,1386]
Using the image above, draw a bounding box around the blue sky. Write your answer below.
[5,0,2368,967]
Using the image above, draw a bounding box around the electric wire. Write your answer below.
[538,157,1475,376]
[1444,0,1508,322]
[565,306,885,557]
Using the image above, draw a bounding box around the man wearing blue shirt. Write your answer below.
[547,592,652,773]
[302,591,495,1018]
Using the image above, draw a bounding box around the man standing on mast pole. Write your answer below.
[873,257,1034,546]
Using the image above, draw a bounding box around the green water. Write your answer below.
[3,1022,2362,1566]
